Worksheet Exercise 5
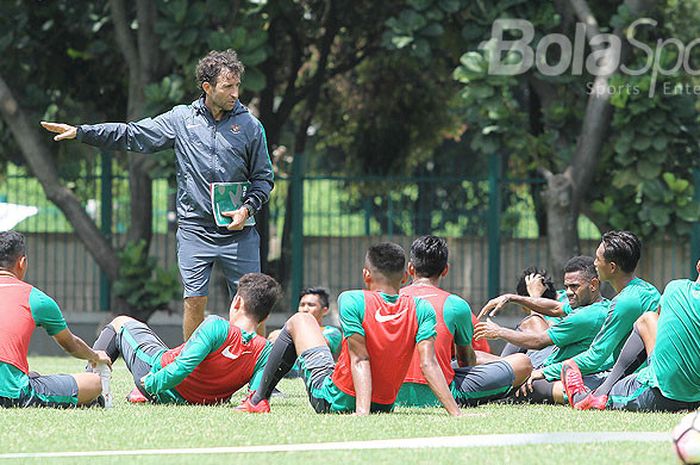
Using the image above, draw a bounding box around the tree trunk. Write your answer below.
[542,171,579,281]
[0,74,120,280]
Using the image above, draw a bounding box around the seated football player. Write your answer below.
[474,256,608,404]
[235,242,462,416]
[562,258,700,412]
[396,235,531,408]
[0,231,111,408]
[498,266,566,357]
[91,273,282,404]
[268,287,342,377]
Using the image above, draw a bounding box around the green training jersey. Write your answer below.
[543,277,660,381]
[636,279,700,402]
[543,299,609,367]
[0,287,68,399]
[396,293,473,407]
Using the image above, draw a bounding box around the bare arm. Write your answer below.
[52,329,112,368]
[478,293,565,319]
[417,339,461,416]
[474,320,553,350]
[348,334,372,415]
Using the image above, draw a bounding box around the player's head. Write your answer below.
[596,230,641,280]
[363,242,407,289]
[0,231,27,280]
[298,287,330,325]
[563,255,599,308]
[196,49,244,112]
[408,235,449,280]
[231,273,282,324]
[515,266,557,300]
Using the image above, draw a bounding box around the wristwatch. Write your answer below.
[243,203,255,218]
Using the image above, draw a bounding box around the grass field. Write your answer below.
[0,357,687,465]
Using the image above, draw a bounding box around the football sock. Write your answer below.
[528,379,556,404]
[251,326,297,405]
[92,325,120,363]
[592,325,647,397]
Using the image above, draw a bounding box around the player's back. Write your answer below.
[332,290,436,405]
[641,279,700,402]
[400,284,455,385]
[160,316,269,404]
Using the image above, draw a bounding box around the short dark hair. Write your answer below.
[237,273,282,323]
[300,287,330,309]
[365,242,406,279]
[516,266,557,300]
[409,235,448,278]
[563,255,597,281]
[0,231,25,269]
[600,230,641,273]
[195,49,245,91]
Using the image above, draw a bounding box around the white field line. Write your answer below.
[0,432,670,459]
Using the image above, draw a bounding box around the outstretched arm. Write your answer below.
[478,294,565,319]
[474,319,552,350]
[347,333,372,415]
[417,338,461,416]
[53,329,112,368]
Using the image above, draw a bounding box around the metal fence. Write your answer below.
[1,153,698,317]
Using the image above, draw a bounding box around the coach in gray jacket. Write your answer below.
[41,50,274,340]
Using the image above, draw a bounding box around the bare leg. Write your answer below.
[503,353,533,387]
[183,296,208,340]
[73,373,102,405]
[635,312,658,355]
[551,381,565,404]
[476,350,502,365]
[285,313,327,354]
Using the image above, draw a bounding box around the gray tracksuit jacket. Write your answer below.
[76,97,274,229]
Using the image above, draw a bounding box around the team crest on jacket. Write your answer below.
[231,124,241,134]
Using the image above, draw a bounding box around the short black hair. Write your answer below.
[195,49,245,91]
[409,235,448,278]
[300,287,330,309]
[0,231,25,269]
[563,255,597,281]
[516,266,557,300]
[365,242,406,279]
[600,230,641,273]
[237,273,282,323]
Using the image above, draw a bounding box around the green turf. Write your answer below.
[0,357,686,465]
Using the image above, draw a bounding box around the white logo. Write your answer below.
[186,124,201,129]
[221,345,252,360]
[375,309,406,323]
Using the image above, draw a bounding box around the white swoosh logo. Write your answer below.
[375,309,406,323]
[221,345,252,360]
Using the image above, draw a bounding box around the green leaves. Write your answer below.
[113,240,180,313]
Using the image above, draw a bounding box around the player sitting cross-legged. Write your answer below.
[236,242,462,416]
[91,273,282,404]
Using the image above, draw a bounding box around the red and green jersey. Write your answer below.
[0,276,67,399]
[330,290,437,406]
[400,284,473,385]
[144,315,270,404]
[636,279,700,402]
[395,284,473,407]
